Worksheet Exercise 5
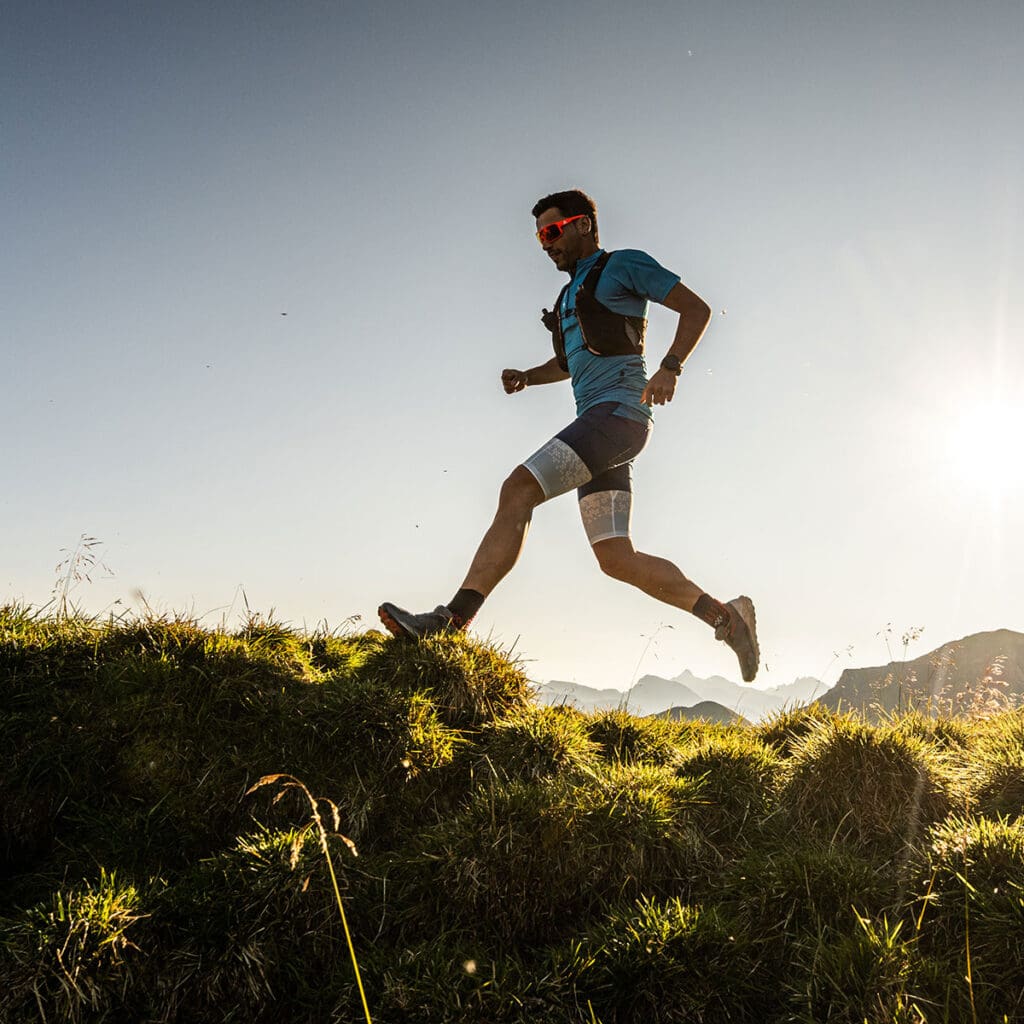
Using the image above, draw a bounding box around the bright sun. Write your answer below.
[948,401,1024,495]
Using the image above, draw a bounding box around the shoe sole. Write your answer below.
[378,603,457,640]
[728,596,760,683]
[378,603,415,639]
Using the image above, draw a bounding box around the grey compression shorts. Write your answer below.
[522,402,652,545]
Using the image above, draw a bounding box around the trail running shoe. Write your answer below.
[715,596,759,683]
[378,602,455,639]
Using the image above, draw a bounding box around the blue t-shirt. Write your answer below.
[558,249,680,423]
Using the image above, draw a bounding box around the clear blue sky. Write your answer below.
[4,0,1022,691]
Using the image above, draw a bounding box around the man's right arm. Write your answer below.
[502,357,570,394]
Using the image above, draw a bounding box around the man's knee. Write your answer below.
[499,465,545,512]
[593,538,638,582]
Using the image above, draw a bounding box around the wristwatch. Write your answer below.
[660,354,682,376]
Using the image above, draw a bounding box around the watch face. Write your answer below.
[662,356,681,374]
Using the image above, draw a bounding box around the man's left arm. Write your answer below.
[640,282,712,406]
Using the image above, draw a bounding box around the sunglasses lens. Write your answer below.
[537,224,561,244]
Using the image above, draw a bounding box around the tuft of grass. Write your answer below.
[674,731,781,843]
[0,604,110,693]
[97,610,323,683]
[886,709,973,752]
[246,774,371,1024]
[476,703,599,782]
[779,715,952,856]
[787,913,931,1024]
[966,708,1024,819]
[972,746,1024,820]
[358,633,534,727]
[585,708,693,767]
[912,814,1024,1021]
[151,824,383,1023]
[756,702,836,756]
[364,939,556,1024]
[558,896,768,1024]
[308,676,471,846]
[0,869,148,1023]
[308,627,386,675]
[724,837,893,938]
[402,765,710,945]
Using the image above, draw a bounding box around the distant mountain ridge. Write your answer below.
[536,671,826,722]
[817,628,1024,717]
[669,670,827,720]
[537,630,1024,722]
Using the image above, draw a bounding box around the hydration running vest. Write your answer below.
[541,251,648,373]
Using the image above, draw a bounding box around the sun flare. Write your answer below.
[948,401,1024,495]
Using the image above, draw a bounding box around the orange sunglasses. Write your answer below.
[536,214,586,245]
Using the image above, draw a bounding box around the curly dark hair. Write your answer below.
[531,189,599,244]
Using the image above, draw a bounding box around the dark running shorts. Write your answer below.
[522,402,652,543]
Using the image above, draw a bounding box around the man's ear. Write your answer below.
[580,216,592,234]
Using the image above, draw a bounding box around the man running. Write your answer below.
[379,189,759,681]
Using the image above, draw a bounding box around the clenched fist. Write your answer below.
[502,369,529,394]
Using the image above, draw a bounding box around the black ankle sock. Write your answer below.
[692,593,729,631]
[447,588,485,628]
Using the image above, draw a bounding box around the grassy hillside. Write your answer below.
[2,606,1024,1023]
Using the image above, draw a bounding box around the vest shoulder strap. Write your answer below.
[580,250,614,296]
